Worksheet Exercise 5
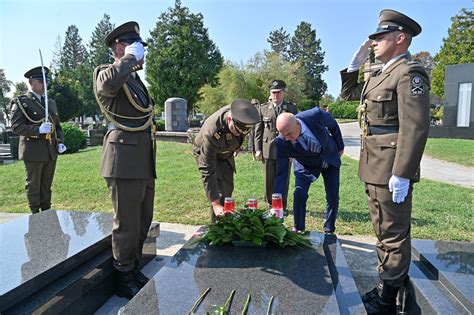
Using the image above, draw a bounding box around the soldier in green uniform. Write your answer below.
[11,67,65,214]
[93,21,156,299]
[193,99,260,222]
[340,10,430,314]
[254,80,298,208]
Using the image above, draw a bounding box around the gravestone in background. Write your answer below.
[164,97,189,132]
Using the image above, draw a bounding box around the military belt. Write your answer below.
[367,125,399,135]
[107,122,151,133]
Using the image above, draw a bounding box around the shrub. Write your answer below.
[61,123,87,153]
[298,99,318,111]
[328,100,359,119]
[155,118,165,131]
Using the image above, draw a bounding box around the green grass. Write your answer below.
[424,138,474,167]
[0,142,472,241]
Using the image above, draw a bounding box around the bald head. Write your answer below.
[277,113,301,142]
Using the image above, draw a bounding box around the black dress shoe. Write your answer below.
[362,281,398,315]
[134,269,150,287]
[116,271,142,300]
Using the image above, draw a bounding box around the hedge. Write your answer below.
[328,100,359,119]
[61,123,87,153]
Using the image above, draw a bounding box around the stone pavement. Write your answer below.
[339,122,474,188]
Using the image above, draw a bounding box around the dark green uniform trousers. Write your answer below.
[365,183,413,287]
[105,177,154,272]
[24,160,57,213]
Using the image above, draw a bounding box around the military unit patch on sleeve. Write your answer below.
[411,75,425,95]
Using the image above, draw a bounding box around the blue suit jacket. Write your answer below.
[274,107,344,198]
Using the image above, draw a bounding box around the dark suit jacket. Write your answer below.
[274,107,344,199]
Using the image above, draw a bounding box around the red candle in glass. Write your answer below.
[224,197,235,213]
[246,198,258,210]
[271,193,283,210]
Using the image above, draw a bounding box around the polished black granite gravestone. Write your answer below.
[412,239,474,312]
[121,232,365,314]
[0,210,112,312]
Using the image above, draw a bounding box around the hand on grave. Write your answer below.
[211,200,225,217]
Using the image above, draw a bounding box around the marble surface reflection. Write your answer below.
[412,239,473,304]
[122,232,337,314]
[0,210,112,296]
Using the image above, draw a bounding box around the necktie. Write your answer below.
[301,133,321,153]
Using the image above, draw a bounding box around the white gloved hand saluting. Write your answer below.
[347,39,372,73]
[388,175,410,204]
[39,122,52,134]
[57,143,67,154]
[124,42,145,61]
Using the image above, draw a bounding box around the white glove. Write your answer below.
[39,122,52,134]
[255,150,262,161]
[124,42,145,61]
[57,143,67,154]
[347,39,371,73]
[388,175,410,204]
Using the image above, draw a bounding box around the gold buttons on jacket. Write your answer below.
[377,96,381,100]
[119,139,124,143]
[390,141,396,146]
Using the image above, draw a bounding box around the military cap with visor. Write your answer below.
[105,21,148,47]
[269,79,287,92]
[230,98,260,135]
[368,9,422,39]
[24,66,49,81]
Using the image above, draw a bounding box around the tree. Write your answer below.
[412,51,434,77]
[89,14,114,68]
[49,79,82,122]
[50,35,63,72]
[197,53,307,116]
[432,8,474,98]
[61,25,88,71]
[268,27,290,60]
[288,22,328,102]
[13,82,28,97]
[0,69,12,116]
[146,0,223,113]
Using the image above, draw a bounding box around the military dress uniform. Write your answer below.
[93,21,156,279]
[11,67,64,213]
[193,99,259,222]
[254,81,298,207]
[340,9,430,312]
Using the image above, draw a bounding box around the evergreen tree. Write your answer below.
[288,22,328,102]
[146,0,223,113]
[61,25,88,71]
[268,27,290,60]
[0,69,12,116]
[50,35,63,73]
[49,79,82,122]
[432,8,474,98]
[13,82,28,97]
[89,14,114,67]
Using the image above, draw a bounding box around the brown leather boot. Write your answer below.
[362,280,398,315]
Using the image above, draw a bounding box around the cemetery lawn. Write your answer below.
[0,142,472,241]
[424,138,474,167]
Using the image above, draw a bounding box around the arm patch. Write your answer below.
[410,75,425,95]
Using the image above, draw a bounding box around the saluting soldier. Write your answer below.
[93,21,155,300]
[193,99,260,222]
[340,10,430,313]
[254,80,298,208]
[11,66,66,214]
